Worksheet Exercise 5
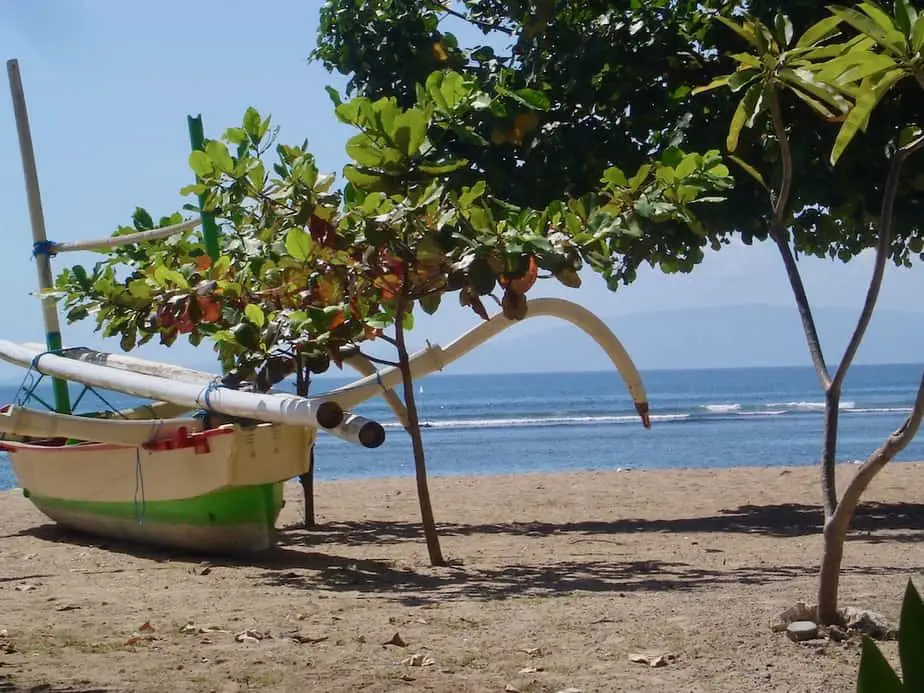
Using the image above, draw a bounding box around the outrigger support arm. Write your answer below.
[323,298,651,428]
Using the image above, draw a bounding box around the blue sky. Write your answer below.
[1,0,922,381]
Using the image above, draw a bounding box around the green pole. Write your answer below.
[7,59,71,414]
[186,115,221,261]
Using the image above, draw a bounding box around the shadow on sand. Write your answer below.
[6,500,921,607]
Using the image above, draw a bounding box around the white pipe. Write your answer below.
[51,218,201,254]
[0,405,201,446]
[342,352,409,427]
[321,298,650,427]
[26,342,385,447]
[0,340,344,431]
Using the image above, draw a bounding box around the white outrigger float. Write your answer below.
[1,59,651,554]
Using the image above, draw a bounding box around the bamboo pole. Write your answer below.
[6,59,71,414]
[187,115,221,261]
[52,218,201,253]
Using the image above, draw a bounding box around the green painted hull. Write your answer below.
[23,483,286,554]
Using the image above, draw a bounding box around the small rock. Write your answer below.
[554,688,583,693]
[628,652,677,667]
[401,653,435,667]
[519,666,543,674]
[786,621,820,642]
[505,685,521,693]
[826,625,848,642]
[54,604,81,612]
[14,584,36,592]
[840,607,897,640]
[771,602,816,632]
[521,647,542,657]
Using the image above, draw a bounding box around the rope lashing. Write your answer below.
[31,240,58,257]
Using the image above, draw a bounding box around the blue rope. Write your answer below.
[31,240,58,258]
[198,379,223,411]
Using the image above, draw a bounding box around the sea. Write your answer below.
[1,362,922,490]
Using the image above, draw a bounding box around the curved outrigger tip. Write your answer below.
[635,401,651,429]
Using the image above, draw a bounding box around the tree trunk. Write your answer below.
[395,297,445,566]
[816,371,924,624]
[821,389,840,519]
[295,364,316,529]
[300,448,316,528]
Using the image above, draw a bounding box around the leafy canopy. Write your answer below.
[54,72,732,390]
[313,0,924,277]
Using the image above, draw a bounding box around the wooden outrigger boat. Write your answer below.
[2,59,651,555]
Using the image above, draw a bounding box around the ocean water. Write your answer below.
[1,363,922,490]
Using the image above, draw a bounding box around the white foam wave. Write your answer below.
[702,403,741,413]
[767,401,856,411]
[381,413,689,431]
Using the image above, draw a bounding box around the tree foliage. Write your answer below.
[54,73,731,391]
[312,0,924,283]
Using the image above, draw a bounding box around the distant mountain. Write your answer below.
[438,304,924,373]
[1,304,920,385]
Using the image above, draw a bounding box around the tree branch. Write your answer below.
[356,351,399,368]
[767,87,832,391]
[829,368,924,536]
[427,0,515,36]
[830,138,924,394]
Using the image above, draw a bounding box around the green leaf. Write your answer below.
[830,70,905,164]
[797,15,844,47]
[392,109,428,157]
[418,159,469,175]
[913,14,924,50]
[244,303,266,328]
[729,155,769,190]
[815,52,896,85]
[284,228,313,262]
[628,164,652,191]
[778,68,850,113]
[857,635,903,693]
[692,75,731,95]
[603,167,628,187]
[188,151,213,177]
[727,82,764,152]
[899,580,924,692]
[324,85,343,107]
[205,140,235,174]
[243,107,262,138]
[345,134,387,168]
[774,13,794,47]
[510,88,550,110]
[419,293,441,315]
[728,68,760,93]
[893,0,917,34]
[828,5,906,56]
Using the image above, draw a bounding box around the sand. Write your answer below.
[0,462,922,692]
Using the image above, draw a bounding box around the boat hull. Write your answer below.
[4,423,314,554]
[23,483,284,553]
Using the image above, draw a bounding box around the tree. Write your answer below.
[55,71,733,565]
[696,2,924,625]
[312,0,924,290]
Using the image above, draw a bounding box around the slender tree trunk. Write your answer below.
[300,448,316,528]
[814,140,924,621]
[821,389,840,518]
[295,364,316,528]
[817,371,924,624]
[395,296,445,566]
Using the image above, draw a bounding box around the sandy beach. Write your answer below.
[0,462,922,692]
